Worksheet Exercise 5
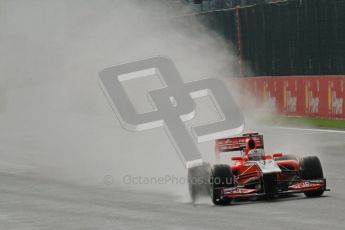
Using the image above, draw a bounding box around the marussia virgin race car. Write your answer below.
[188,132,329,205]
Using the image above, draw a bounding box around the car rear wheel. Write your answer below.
[299,156,324,197]
[188,162,211,203]
[210,164,234,205]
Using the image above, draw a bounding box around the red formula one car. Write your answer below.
[188,132,329,205]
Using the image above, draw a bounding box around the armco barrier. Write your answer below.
[242,76,345,119]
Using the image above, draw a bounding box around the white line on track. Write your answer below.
[268,126,345,134]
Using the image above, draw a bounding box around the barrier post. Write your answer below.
[235,5,244,77]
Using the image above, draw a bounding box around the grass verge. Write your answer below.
[263,116,345,130]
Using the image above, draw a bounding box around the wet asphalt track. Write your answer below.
[1,127,345,230]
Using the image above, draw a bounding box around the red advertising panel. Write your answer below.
[243,76,345,119]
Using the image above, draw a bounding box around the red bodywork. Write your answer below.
[214,132,328,198]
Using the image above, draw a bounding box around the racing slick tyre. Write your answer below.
[188,162,211,203]
[275,154,298,161]
[210,164,234,205]
[299,156,325,197]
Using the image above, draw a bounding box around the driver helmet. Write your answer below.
[247,149,265,161]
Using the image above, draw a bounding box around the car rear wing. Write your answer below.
[215,133,264,154]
